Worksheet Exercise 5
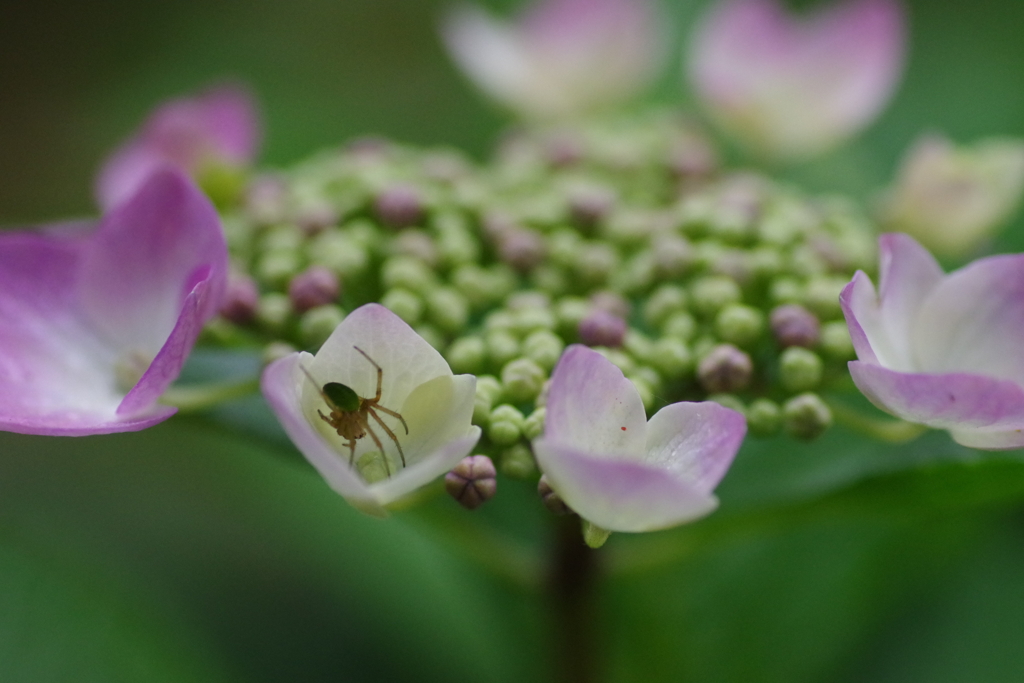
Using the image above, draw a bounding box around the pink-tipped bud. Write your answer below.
[578,309,627,347]
[374,184,424,229]
[698,343,753,393]
[499,228,547,272]
[288,265,340,313]
[445,455,498,510]
[538,475,572,515]
[770,304,821,348]
[220,273,260,324]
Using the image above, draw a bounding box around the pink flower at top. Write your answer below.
[841,233,1024,449]
[0,169,228,435]
[532,345,746,532]
[96,84,261,210]
[441,0,665,119]
[688,0,904,160]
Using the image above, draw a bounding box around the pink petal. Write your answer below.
[840,233,943,370]
[689,0,904,158]
[533,439,719,532]
[644,401,747,496]
[912,253,1024,386]
[79,167,227,355]
[96,84,261,210]
[544,344,647,459]
[849,361,1024,433]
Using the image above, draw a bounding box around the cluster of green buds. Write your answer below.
[204,109,875,485]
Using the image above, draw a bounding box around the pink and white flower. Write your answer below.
[841,233,1024,449]
[877,134,1024,257]
[96,84,261,210]
[261,304,481,517]
[532,345,746,532]
[688,0,904,160]
[0,169,228,435]
[441,0,665,119]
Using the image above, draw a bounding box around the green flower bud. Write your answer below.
[256,250,303,288]
[783,393,833,440]
[779,347,824,392]
[306,232,369,280]
[261,224,304,252]
[548,229,583,268]
[379,288,423,325]
[501,358,547,403]
[261,341,297,367]
[530,264,568,296]
[707,393,746,415]
[381,255,436,292]
[804,275,847,319]
[749,245,784,279]
[484,310,517,333]
[473,375,502,426]
[788,245,827,277]
[500,443,537,479]
[522,330,565,371]
[715,304,765,347]
[255,292,293,332]
[486,330,521,368]
[582,520,612,549]
[555,297,591,338]
[426,287,470,334]
[690,275,742,317]
[514,306,557,336]
[610,251,656,295]
[643,285,688,329]
[747,398,782,437]
[451,265,494,309]
[649,338,693,379]
[661,311,697,341]
[820,321,855,360]
[435,218,480,267]
[770,277,804,305]
[523,407,546,440]
[698,344,753,393]
[298,304,345,348]
[623,330,654,365]
[488,404,525,446]
[574,242,619,286]
[447,336,487,375]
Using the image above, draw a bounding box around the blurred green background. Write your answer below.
[3,0,1024,681]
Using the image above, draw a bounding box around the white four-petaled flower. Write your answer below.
[261,304,481,516]
[532,345,747,532]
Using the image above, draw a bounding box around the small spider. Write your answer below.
[301,346,409,477]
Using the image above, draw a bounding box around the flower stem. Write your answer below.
[550,518,601,683]
[826,398,929,443]
[160,377,261,412]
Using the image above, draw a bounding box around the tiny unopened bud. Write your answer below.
[523,408,546,440]
[473,375,502,426]
[662,311,697,341]
[715,304,765,347]
[569,186,617,228]
[770,304,821,348]
[447,336,487,375]
[501,358,547,403]
[690,275,742,317]
[501,443,537,479]
[374,183,424,229]
[643,285,688,328]
[445,455,497,510]
[299,305,345,348]
[393,230,439,266]
[522,330,565,371]
[575,243,619,285]
[578,309,627,348]
[590,291,631,319]
[220,273,260,324]
[804,275,847,319]
[698,344,753,393]
[426,287,470,333]
[262,341,297,366]
[783,393,833,440]
[288,265,340,313]
[382,256,436,292]
[255,250,302,288]
[488,404,525,446]
[747,398,782,437]
[651,234,694,278]
[538,475,571,515]
[555,297,591,337]
[770,278,804,305]
[499,228,546,272]
[255,293,292,332]
[780,347,824,392]
[245,175,288,225]
[708,393,745,415]
[582,520,611,549]
[820,321,855,360]
[295,201,338,234]
[379,288,423,325]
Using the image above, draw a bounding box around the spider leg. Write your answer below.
[347,438,357,467]
[370,404,409,435]
[318,409,332,425]
[353,346,383,402]
[362,417,391,477]
[367,407,406,468]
